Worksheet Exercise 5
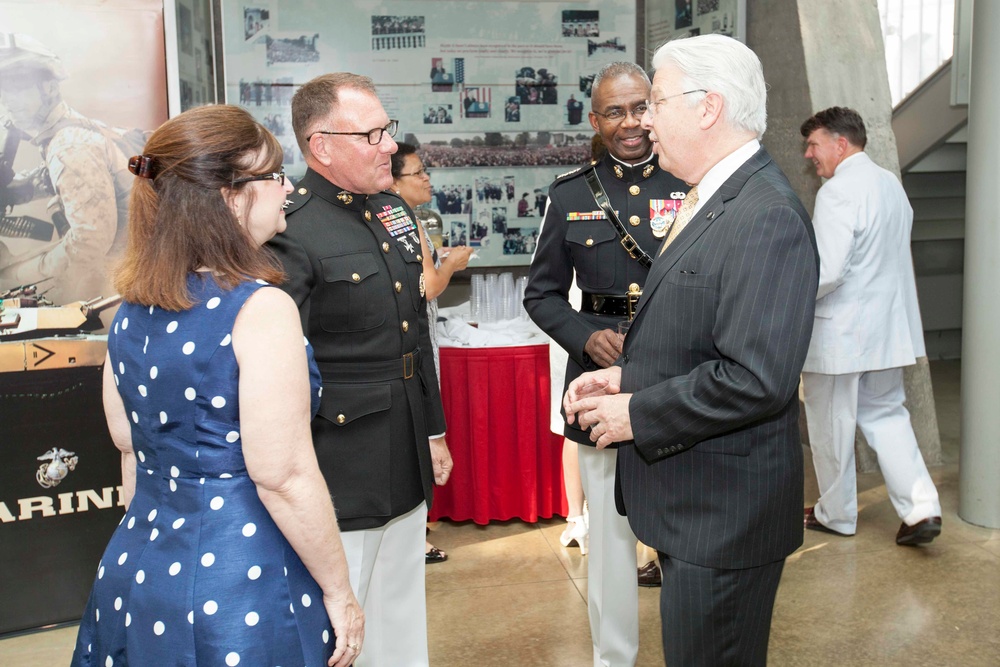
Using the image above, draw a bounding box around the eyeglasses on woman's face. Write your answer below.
[399,166,429,178]
[232,171,285,187]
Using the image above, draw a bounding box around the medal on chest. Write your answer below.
[376,204,417,237]
[649,197,683,239]
[374,204,420,254]
[566,210,612,221]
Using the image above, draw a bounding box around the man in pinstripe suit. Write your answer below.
[565,35,819,666]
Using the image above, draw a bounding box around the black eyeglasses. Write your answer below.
[232,171,285,186]
[398,167,429,178]
[592,103,648,123]
[309,120,399,145]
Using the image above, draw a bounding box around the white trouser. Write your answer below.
[802,368,941,534]
[579,445,639,667]
[340,503,428,667]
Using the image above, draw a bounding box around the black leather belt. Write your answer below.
[581,293,630,318]
[317,348,418,382]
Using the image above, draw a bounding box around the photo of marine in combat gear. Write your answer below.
[0,33,149,309]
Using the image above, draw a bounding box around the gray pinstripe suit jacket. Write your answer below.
[616,147,819,570]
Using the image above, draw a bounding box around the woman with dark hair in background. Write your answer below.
[391,142,473,564]
[71,105,362,667]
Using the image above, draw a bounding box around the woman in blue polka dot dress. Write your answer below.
[71,105,364,667]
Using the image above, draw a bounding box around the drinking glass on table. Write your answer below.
[484,273,499,323]
[499,272,515,320]
[470,274,485,324]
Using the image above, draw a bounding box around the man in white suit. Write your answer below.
[799,106,942,546]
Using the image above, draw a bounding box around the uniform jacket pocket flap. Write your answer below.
[316,384,392,426]
[566,224,616,247]
[320,252,379,284]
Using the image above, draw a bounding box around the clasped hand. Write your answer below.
[563,366,633,449]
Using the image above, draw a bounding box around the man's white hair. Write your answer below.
[650,34,767,139]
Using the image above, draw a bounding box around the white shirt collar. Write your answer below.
[833,150,867,176]
[609,152,655,168]
[690,139,760,215]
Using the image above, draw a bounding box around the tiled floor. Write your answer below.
[4,360,999,666]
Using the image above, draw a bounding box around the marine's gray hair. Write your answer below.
[650,35,767,138]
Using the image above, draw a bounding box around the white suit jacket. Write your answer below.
[802,151,926,375]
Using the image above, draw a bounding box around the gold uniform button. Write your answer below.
[297,187,308,195]
[416,254,422,261]
[401,320,409,332]
[629,185,640,196]
[352,273,361,282]
[364,210,372,221]
[382,242,390,253]
[395,281,402,293]
[336,414,346,424]
[629,282,640,293]
[585,238,594,247]
[629,215,640,226]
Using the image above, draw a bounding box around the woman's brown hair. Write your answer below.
[115,104,284,310]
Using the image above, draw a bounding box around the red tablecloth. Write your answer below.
[429,344,568,524]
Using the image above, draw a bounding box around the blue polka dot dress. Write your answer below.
[72,274,332,667]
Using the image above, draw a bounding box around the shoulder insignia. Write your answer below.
[552,164,588,187]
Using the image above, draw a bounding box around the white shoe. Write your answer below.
[559,515,588,555]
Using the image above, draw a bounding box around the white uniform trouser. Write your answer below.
[579,444,639,667]
[340,502,428,667]
[802,368,941,535]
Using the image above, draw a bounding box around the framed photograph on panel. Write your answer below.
[645,0,746,69]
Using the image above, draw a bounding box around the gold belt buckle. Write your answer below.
[402,352,415,379]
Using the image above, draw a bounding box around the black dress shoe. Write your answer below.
[637,561,661,587]
[425,546,448,564]
[804,507,851,537]
[896,516,942,546]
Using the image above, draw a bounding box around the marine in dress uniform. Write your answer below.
[524,63,686,667]
[265,73,446,667]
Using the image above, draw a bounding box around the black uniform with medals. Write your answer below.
[524,153,685,446]
[266,168,446,531]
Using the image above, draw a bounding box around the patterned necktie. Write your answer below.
[659,185,699,255]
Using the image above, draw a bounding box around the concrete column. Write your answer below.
[959,0,1000,528]
[749,0,942,473]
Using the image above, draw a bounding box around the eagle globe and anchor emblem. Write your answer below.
[36,447,78,488]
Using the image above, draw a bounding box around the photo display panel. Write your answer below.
[221,0,636,266]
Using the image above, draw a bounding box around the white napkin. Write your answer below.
[436,304,548,348]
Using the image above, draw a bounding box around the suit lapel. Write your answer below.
[631,148,774,324]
